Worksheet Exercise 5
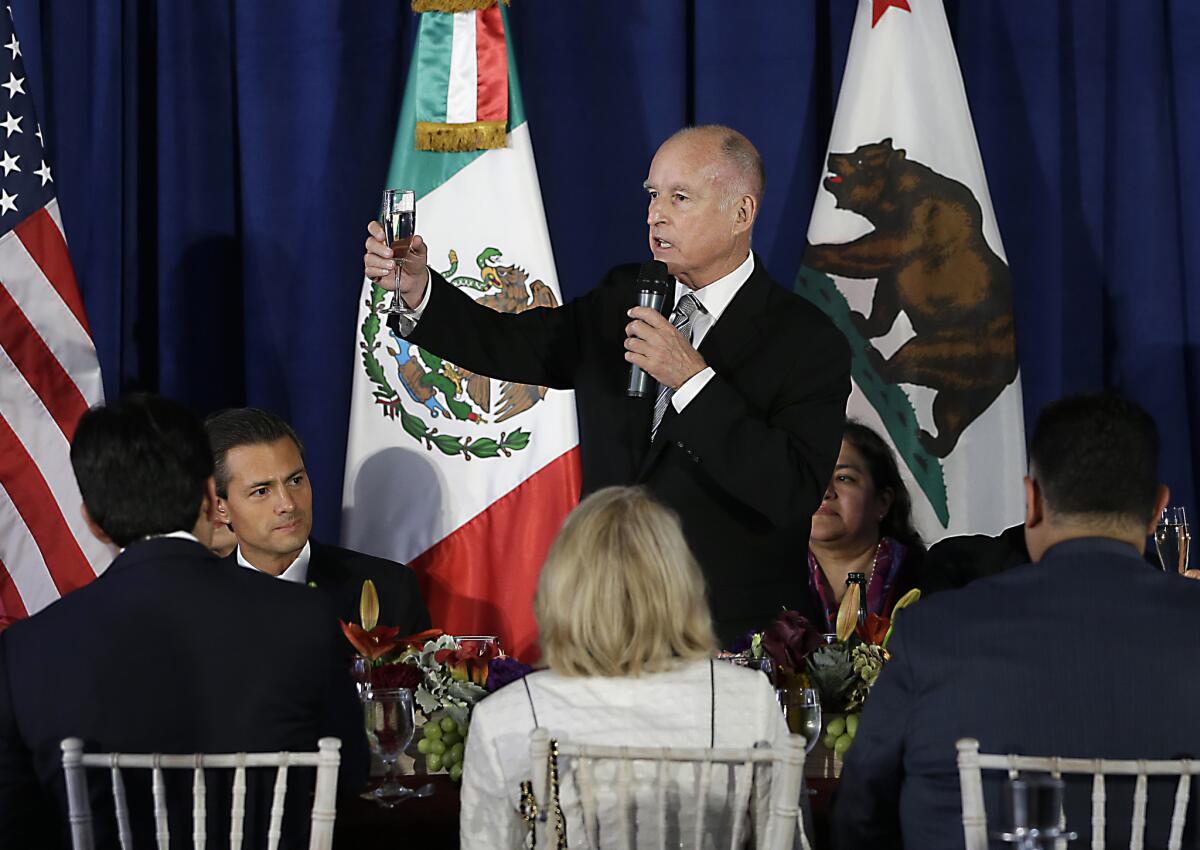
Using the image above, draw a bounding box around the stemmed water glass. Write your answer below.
[363,687,416,806]
[1154,506,1191,574]
[792,687,822,754]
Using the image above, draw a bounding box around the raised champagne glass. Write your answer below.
[1155,506,1191,574]
[380,188,416,314]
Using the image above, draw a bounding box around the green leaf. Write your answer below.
[467,439,500,458]
[504,430,531,450]
[400,409,427,440]
[432,434,463,456]
[414,686,441,716]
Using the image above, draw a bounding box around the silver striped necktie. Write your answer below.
[650,293,702,441]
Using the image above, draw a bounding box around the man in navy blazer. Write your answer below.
[363,126,851,640]
[0,394,367,849]
[205,407,431,636]
[833,393,1198,849]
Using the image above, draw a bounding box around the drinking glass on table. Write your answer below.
[792,687,822,754]
[363,687,416,807]
[1154,506,1191,574]
[380,188,416,312]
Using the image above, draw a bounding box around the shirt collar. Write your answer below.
[673,251,754,321]
[236,539,311,584]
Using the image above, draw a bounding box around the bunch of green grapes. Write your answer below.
[821,713,859,756]
[416,714,469,781]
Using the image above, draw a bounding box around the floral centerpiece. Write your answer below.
[339,580,532,780]
[744,582,919,767]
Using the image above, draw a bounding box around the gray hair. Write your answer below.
[667,125,765,209]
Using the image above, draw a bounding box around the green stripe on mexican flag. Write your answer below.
[342,7,580,659]
[796,0,1025,540]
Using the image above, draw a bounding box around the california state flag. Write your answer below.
[342,2,580,659]
[796,0,1025,540]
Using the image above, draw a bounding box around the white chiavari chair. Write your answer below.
[523,727,811,850]
[957,737,1200,850]
[59,736,342,850]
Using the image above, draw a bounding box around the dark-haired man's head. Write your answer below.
[70,394,217,548]
[1024,393,1169,561]
[204,408,312,575]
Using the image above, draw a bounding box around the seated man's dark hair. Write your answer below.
[70,394,214,548]
[1028,393,1161,526]
[204,408,305,498]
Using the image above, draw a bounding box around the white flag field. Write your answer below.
[796,0,1025,540]
[342,13,580,659]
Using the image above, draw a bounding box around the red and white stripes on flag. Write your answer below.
[0,200,110,629]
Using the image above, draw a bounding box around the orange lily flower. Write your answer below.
[435,639,501,686]
[340,620,401,661]
[399,628,445,649]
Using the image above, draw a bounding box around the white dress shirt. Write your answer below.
[392,253,755,414]
[669,251,755,411]
[236,540,311,584]
[459,658,788,850]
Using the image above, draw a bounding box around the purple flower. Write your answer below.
[486,657,533,692]
[761,611,821,674]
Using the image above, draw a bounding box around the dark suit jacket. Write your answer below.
[919,523,1030,596]
[833,537,1200,850]
[396,259,851,640]
[223,539,431,636]
[0,537,369,850]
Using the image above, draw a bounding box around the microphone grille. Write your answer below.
[636,260,670,290]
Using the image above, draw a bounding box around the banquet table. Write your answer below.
[332,775,840,850]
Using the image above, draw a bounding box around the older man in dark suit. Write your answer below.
[363,126,851,640]
[0,394,367,849]
[205,407,431,636]
[833,393,1196,849]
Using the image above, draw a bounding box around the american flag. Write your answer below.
[0,8,111,629]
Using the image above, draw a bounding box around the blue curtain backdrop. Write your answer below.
[12,1,1199,543]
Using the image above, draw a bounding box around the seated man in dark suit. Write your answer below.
[834,393,1197,850]
[0,394,367,849]
[204,407,431,635]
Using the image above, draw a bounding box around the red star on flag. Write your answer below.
[872,0,912,27]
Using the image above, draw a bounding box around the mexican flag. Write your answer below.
[796,0,1025,540]
[342,2,580,659]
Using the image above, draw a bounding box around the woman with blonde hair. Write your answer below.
[460,486,788,849]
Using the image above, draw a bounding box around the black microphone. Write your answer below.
[627,260,673,397]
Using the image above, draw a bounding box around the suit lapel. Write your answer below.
[635,259,773,480]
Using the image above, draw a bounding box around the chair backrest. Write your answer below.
[524,727,810,850]
[957,737,1199,850]
[59,737,342,850]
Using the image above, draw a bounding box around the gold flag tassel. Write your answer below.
[412,0,509,12]
[415,120,508,153]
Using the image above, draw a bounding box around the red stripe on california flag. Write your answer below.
[474,5,508,123]
[0,556,29,631]
[13,208,91,337]
[0,414,95,596]
[411,447,581,661]
[0,281,89,440]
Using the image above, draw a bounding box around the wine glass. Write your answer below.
[792,687,822,754]
[1154,506,1191,574]
[380,188,416,312]
[363,687,416,806]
